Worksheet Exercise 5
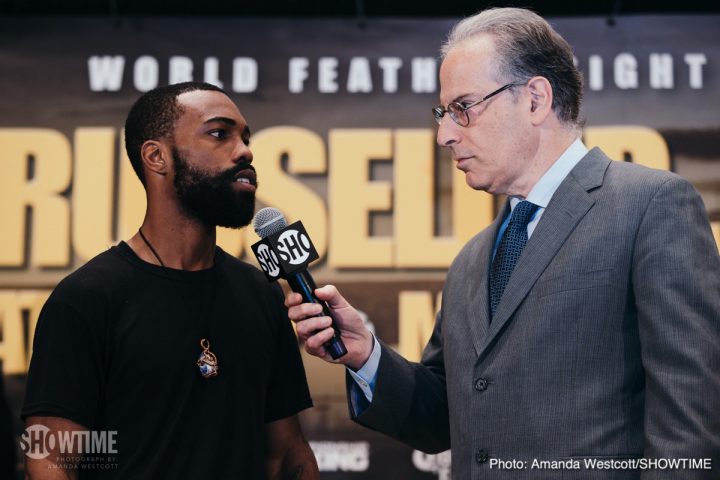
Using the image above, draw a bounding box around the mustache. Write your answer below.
[218,162,256,183]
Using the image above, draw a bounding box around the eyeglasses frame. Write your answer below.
[432,82,525,127]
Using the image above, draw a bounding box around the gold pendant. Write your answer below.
[197,338,219,378]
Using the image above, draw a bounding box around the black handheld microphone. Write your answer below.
[251,207,348,360]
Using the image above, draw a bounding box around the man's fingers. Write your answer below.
[304,326,336,352]
[314,284,351,310]
[286,284,362,364]
[305,343,331,361]
[284,291,303,308]
[287,302,323,323]
[294,316,332,340]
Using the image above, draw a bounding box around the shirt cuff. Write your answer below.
[346,335,381,403]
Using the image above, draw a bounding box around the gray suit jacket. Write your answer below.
[351,148,720,478]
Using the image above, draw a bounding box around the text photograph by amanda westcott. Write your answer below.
[1,14,719,478]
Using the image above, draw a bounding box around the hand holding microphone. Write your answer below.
[252,208,372,362]
[285,285,374,369]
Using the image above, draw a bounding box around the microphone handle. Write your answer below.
[286,270,348,360]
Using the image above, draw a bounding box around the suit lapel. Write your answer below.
[464,203,508,356]
[476,148,611,358]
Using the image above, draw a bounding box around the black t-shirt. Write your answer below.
[22,242,312,479]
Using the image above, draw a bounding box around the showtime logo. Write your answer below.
[256,243,281,278]
[19,425,119,460]
[275,228,312,265]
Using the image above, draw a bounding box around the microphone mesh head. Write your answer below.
[253,207,288,239]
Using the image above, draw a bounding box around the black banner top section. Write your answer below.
[0,16,718,130]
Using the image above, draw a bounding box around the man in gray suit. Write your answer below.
[287,7,720,478]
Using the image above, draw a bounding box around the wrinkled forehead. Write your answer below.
[439,36,501,103]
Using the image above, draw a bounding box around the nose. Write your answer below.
[233,141,253,165]
[436,115,460,148]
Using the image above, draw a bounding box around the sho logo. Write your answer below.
[276,229,312,265]
[413,450,451,480]
[256,243,281,278]
[19,425,54,459]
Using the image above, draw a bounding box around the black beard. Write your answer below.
[172,147,256,229]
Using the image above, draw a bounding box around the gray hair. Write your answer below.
[441,7,583,128]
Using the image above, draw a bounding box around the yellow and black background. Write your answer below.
[1,1,719,477]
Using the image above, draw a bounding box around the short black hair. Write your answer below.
[124,81,228,184]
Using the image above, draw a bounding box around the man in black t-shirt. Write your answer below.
[22,82,319,479]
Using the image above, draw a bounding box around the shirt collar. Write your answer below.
[510,138,588,210]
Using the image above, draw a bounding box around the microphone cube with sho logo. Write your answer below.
[251,221,319,282]
[251,212,348,360]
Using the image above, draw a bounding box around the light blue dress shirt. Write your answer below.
[348,138,589,408]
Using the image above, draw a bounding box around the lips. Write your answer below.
[233,167,257,186]
[454,156,474,171]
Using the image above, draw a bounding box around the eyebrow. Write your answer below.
[203,116,237,126]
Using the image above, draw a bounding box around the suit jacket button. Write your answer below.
[476,449,489,464]
[474,378,488,391]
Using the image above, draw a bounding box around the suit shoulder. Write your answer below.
[604,159,688,191]
[587,159,701,211]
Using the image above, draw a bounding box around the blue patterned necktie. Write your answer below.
[489,201,539,319]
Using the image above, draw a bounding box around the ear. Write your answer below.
[526,76,553,126]
[140,140,168,178]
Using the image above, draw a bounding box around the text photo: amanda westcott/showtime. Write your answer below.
[1,11,719,479]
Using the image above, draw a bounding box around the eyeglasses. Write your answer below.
[432,83,523,127]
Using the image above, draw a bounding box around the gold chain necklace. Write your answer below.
[138,228,219,379]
